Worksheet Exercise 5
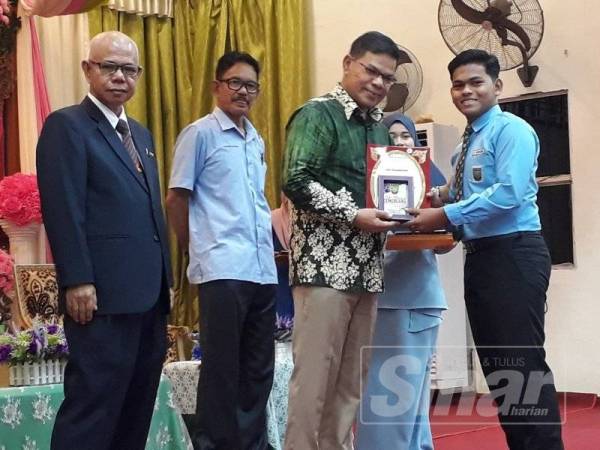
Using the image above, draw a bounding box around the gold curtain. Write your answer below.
[187,0,310,204]
[88,0,310,327]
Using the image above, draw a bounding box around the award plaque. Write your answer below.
[377,175,414,221]
[366,144,431,210]
[366,144,455,250]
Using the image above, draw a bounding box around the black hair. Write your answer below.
[349,31,403,63]
[215,51,260,79]
[447,49,500,80]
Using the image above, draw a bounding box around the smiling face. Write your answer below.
[82,33,139,115]
[212,62,259,126]
[341,51,398,111]
[450,63,502,123]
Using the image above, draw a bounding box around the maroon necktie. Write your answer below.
[116,119,143,172]
[453,125,473,202]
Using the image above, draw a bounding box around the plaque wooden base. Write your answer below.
[274,251,289,264]
[386,232,455,251]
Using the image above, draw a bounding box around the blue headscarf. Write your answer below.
[382,113,446,186]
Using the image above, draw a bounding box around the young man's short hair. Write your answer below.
[447,49,501,80]
[349,31,403,64]
[215,51,260,79]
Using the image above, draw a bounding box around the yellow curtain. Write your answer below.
[88,0,310,327]
[187,0,310,204]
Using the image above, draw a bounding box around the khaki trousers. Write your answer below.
[284,286,378,450]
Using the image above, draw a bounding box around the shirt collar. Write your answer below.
[471,104,501,133]
[329,84,383,122]
[87,93,127,129]
[213,107,257,140]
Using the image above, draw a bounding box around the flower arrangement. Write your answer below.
[275,314,293,342]
[0,248,14,327]
[0,0,10,26]
[0,323,68,365]
[0,247,14,293]
[0,173,43,226]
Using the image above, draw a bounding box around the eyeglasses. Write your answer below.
[218,77,260,94]
[88,60,143,79]
[354,60,397,86]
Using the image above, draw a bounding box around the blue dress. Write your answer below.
[272,229,294,319]
[356,149,448,450]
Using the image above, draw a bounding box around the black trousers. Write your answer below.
[192,280,276,450]
[51,299,168,450]
[464,232,564,450]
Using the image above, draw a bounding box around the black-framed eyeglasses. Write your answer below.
[218,77,260,94]
[88,60,143,79]
[353,59,397,86]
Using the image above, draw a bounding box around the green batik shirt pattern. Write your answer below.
[282,84,390,293]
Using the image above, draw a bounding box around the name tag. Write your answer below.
[471,148,485,157]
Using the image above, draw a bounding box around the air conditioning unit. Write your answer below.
[415,122,471,391]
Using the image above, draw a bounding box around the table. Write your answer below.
[163,341,294,450]
[0,376,192,450]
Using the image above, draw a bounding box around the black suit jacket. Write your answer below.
[36,97,173,314]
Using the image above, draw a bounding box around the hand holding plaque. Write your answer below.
[366,144,431,211]
[365,144,454,250]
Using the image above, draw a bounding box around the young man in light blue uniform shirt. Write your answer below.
[407,49,563,450]
[356,113,448,450]
[167,51,277,450]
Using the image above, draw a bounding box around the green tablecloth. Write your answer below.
[0,375,192,450]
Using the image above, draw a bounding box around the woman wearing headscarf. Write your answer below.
[356,114,448,450]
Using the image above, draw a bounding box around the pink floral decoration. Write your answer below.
[0,173,43,226]
[0,248,14,293]
[0,0,9,26]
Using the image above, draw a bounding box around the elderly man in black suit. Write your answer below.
[36,31,172,450]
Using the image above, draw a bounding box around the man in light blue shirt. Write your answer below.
[167,51,277,450]
[407,50,563,450]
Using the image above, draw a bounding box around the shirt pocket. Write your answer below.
[469,149,494,183]
[408,308,443,333]
[203,144,243,184]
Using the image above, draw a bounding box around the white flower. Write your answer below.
[22,436,39,450]
[351,234,373,264]
[166,392,179,411]
[32,393,55,424]
[155,424,172,448]
[1,397,23,429]
[310,243,328,261]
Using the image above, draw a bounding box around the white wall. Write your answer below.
[310,0,600,394]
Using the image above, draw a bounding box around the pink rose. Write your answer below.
[0,173,42,226]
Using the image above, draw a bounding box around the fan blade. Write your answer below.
[490,0,513,17]
[397,48,412,65]
[496,18,532,50]
[451,0,487,24]
[383,83,409,112]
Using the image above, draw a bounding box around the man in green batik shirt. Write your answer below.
[282,31,403,450]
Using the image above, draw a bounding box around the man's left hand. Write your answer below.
[405,207,449,233]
